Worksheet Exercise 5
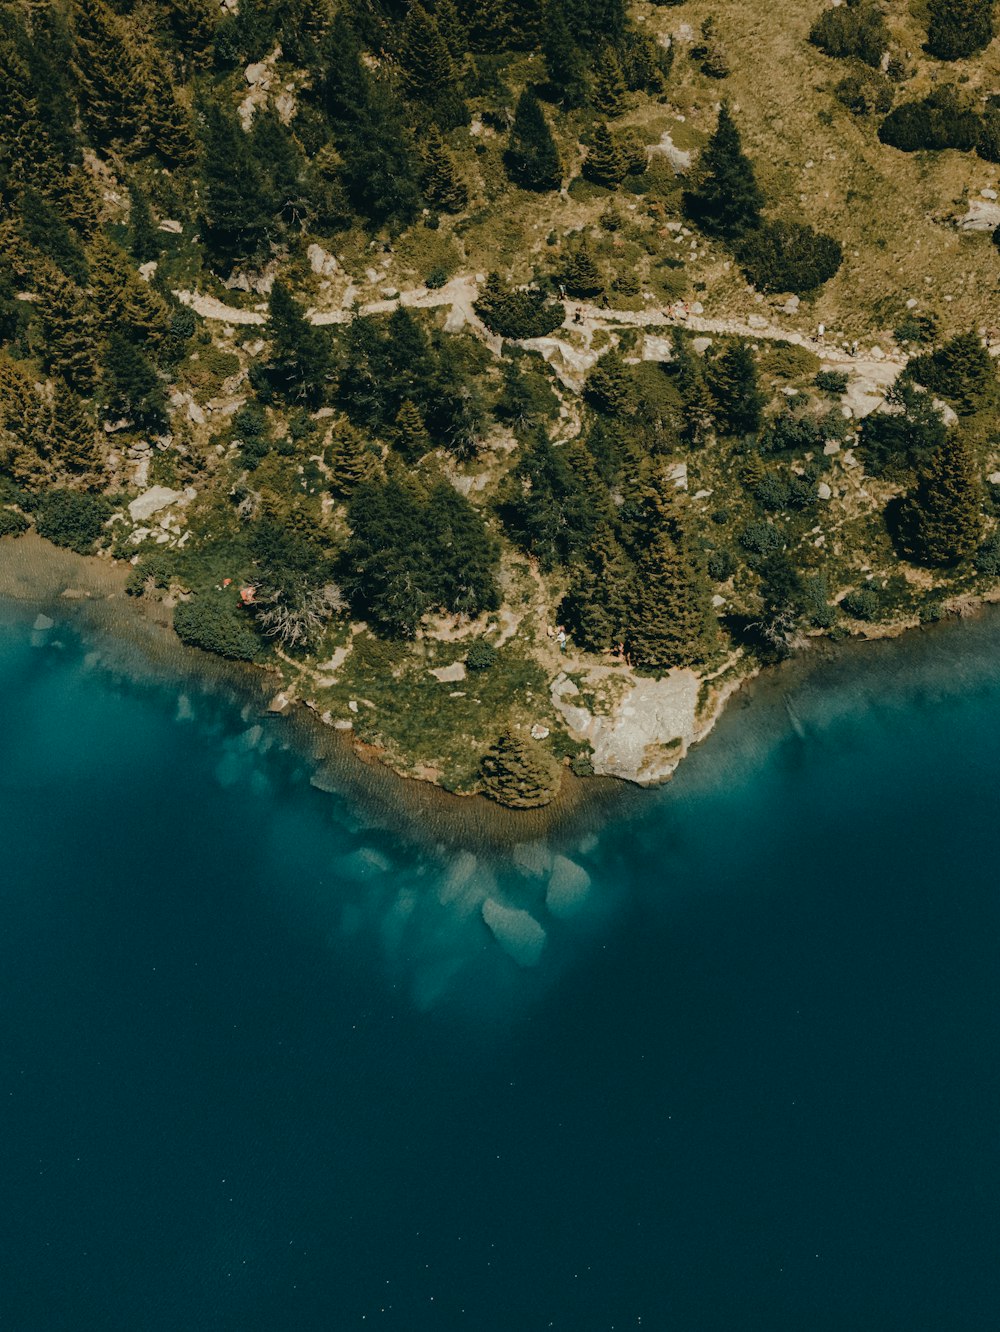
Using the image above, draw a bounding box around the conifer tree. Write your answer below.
[392,399,430,460]
[707,340,764,435]
[435,0,470,64]
[909,331,995,414]
[583,123,627,187]
[683,104,764,238]
[680,368,717,449]
[541,0,590,108]
[144,52,197,166]
[265,281,332,406]
[625,490,715,670]
[33,263,97,390]
[504,90,562,191]
[592,44,627,117]
[87,235,171,346]
[198,102,273,274]
[904,432,983,565]
[420,129,469,213]
[585,350,634,415]
[480,729,562,808]
[926,0,994,61]
[49,383,100,476]
[72,0,143,149]
[165,0,218,66]
[563,243,603,297]
[560,525,634,652]
[325,418,378,496]
[128,183,159,265]
[399,4,468,128]
[102,332,166,428]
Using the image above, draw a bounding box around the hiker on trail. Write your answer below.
[817,323,826,340]
[556,627,567,652]
[573,308,582,324]
[851,339,859,357]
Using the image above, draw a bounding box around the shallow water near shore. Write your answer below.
[1,571,999,1328]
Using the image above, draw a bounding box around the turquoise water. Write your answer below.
[1,597,998,1329]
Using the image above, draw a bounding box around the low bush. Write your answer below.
[173,595,262,660]
[736,220,843,294]
[810,2,888,67]
[707,548,736,581]
[815,370,849,395]
[974,533,1000,576]
[466,639,498,671]
[34,490,111,554]
[835,67,894,116]
[878,87,981,152]
[841,587,881,621]
[0,508,28,538]
[739,521,784,555]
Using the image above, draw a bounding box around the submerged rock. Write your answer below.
[481,898,546,967]
[545,856,592,918]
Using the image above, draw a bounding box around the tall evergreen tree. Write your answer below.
[325,418,379,496]
[563,243,603,297]
[398,4,468,128]
[541,0,590,107]
[592,43,627,117]
[102,332,166,428]
[128,183,159,265]
[33,263,97,390]
[909,331,995,414]
[904,432,983,565]
[707,340,765,435]
[435,0,470,64]
[926,0,994,61]
[265,280,332,406]
[392,399,430,460]
[683,104,764,238]
[71,0,143,149]
[420,129,469,212]
[504,90,562,191]
[583,122,627,187]
[198,101,273,273]
[479,729,562,808]
[49,383,101,476]
[143,51,197,166]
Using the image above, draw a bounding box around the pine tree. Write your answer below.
[71,0,144,149]
[392,399,429,460]
[707,340,764,435]
[560,525,634,652]
[909,331,995,414]
[102,332,167,428]
[904,432,983,565]
[420,129,469,212]
[628,508,713,671]
[435,0,470,64]
[504,90,562,191]
[583,122,627,188]
[165,0,219,67]
[143,51,197,167]
[585,349,634,414]
[33,262,97,390]
[592,44,627,117]
[198,101,273,274]
[128,183,159,265]
[398,4,468,128]
[680,369,717,449]
[926,0,994,61]
[563,243,603,296]
[479,729,562,808]
[265,280,332,406]
[49,383,100,475]
[683,104,765,238]
[325,418,378,496]
[541,0,590,108]
[87,235,171,345]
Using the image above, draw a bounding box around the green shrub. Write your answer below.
[810,3,889,67]
[974,532,1000,576]
[835,68,894,116]
[466,639,498,670]
[739,521,783,555]
[0,508,29,538]
[736,220,843,294]
[841,587,881,621]
[173,596,262,661]
[878,87,981,152]
[815,370,849,395]
[474,273,565,339]
[34,490,112,554]
[707,548,736,581]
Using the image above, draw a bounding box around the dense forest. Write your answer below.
[2,0,1000,803]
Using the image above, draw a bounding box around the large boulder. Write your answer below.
[481,898,546,967]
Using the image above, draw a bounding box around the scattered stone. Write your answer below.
[244,61,270,87]
[817,482,832,500]
[481,898,547,967]
[711,593,726,608]
[307,243,338,277]
[267,690,292,714]
[984,188,999,200]
[530,724,550,740]
[823,440,841,455]
[781,295,800,315]
[33,613,54,631]
[959,198,1000,231]
[157,219,182,234]
[60,588,89,600]
[749,314,768,329]
[666,461,687,491]
[127,486,185,522]
[348,700,359,713]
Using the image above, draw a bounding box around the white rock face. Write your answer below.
[429,661,466,683]
[552,670,702,785]
[481,899,547,967]
[817,482,832,500]
[960,199,1000,230]
[545,856,592,918]
[307,243,339,277]
[128,486,188,522]
[646,129,691,172]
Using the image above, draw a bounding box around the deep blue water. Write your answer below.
[1,598,998,1331]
